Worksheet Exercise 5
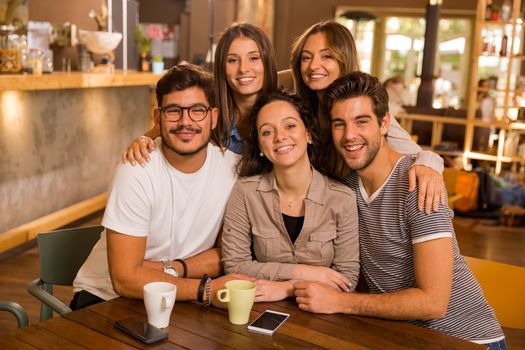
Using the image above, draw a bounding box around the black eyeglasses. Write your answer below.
[158,104,211,122]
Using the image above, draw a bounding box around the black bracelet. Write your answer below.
[198,274,208,303]
[204,277,212,310]
[175,259,188,278]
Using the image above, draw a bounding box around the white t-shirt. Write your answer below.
[73,143,238,300]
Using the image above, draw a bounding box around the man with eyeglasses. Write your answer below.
[72,64,249,310]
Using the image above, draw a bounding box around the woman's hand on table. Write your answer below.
[292,265,351,292]
[409,165,446,214]
[121,136,156,166]
[254,280,294,302]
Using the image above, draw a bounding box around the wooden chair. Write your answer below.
[27,226,104,321]
[277,69,294,91]
[464,256,525,329]
[443,168,463,208]
[0,300,28,328]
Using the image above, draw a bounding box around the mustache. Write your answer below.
[169,125,202,134]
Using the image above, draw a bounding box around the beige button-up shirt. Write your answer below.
[221,168,360,289]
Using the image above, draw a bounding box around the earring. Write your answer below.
[259,152,264,157]
[307,138,313,144]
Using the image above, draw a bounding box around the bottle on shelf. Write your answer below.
[500,34,508,56]
[491,4,500,21]
[504,132,520,157]
[482,35,489,54]
[487,32,496,55]
[500,0,512,21]
[486,0,493,20]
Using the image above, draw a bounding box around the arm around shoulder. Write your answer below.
[386,114,421,154]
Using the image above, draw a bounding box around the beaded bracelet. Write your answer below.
[204,276,212,310]
[198,274,208,303]
[175,258,188,278]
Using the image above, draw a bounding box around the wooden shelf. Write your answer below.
[434,150,464,158]
[465,151,499,162]
[397,1,525,175]
[483,20,516,26]
[0,70,160,91]
[465,0,525,174]
[510,155,525,162]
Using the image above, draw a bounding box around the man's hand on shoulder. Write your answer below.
[294,281,347,314]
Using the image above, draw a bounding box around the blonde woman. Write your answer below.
[290,21,445,212]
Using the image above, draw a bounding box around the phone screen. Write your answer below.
[114,317,168,344]
[249,311,289,331]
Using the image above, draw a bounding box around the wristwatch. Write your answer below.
[161,258,178,277]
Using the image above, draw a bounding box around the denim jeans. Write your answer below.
[484,338,508,350]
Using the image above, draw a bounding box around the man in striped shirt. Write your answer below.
[294,72,506,349]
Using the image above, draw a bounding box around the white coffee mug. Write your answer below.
[143,282,177,328]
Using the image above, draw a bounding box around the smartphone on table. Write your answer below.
[247,310,290,335]
[114,317,168,344]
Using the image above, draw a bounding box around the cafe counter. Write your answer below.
[0,71,160,253]
[0,71,160,91]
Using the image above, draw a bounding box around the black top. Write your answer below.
[282,213,305,244]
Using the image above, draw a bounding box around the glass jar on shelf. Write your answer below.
[0,25,22,73]
[28,48,44,75]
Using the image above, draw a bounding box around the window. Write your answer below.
[336,7,473,109]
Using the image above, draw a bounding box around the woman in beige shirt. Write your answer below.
[221,90,359,302]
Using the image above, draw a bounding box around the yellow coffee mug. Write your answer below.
[216,280,256,325]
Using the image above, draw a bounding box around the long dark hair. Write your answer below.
[290,20,359,113]
[236,90,325,177]
[214,23,278,148]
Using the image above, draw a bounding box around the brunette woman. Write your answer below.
[221,90,359,302]
[121,23,278,161]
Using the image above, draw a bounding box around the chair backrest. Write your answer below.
[443,168,461,195]
[443,168,464,208]
[464,256,525,329]
[0,300,28,328]
[278,69,294,91]
[37,225,104,286]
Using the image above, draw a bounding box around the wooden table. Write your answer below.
[4,298,484,349]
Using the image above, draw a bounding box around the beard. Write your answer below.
[341,136,382,172]
[160,121,211,157]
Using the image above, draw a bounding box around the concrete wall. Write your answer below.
[0,87,149,232]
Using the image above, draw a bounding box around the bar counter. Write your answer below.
[0,71,160,91]
[0,70,159,253]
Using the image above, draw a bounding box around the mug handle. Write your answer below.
[216,289,230,302]
[162,295,174,309]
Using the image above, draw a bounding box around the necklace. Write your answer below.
[276,170,313,208]
[276,185,308,208]
[279,191,295,207]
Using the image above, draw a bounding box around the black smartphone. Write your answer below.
[114,317,168,344]
[247,310,290,335]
